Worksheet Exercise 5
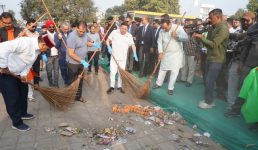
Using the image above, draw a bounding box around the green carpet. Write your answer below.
[99,58,258,150]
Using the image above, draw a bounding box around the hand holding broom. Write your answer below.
[136,12,187,99]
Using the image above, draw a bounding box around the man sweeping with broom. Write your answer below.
[106,22,138,94]
[0,34,55,132]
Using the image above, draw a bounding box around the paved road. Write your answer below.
[0,68,225,150]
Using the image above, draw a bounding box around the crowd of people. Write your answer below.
[0,7,257,131]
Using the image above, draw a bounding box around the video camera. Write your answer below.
[184,21,211,35]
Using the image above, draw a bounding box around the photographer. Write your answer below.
[225,10,258,118]
[193,8,229,109]
[224,12,256,113]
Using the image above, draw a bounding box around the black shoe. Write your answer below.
[117,87,125,94]
[128,70,132,73]
[107,87,114,94]
[168,90,174,95]
[21,113,35,120]
[185,82,192,87]
[177,80,186,83]
[12,123,30,132]
[249,123,258,131]
[224,111,240,118]
[152,84,161,89]
[39,77,43,82]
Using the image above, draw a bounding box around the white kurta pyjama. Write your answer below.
[156,24,188,90]
[107,29,134,88]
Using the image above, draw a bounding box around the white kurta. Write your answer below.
[158,24,188,71]
[0,37,40,76]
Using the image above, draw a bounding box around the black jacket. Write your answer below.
[151,27,162,49]
[240,23,258,68]
[136,24,154,52]
[0,27,21,42]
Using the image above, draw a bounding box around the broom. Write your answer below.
[0,68,80,110]
[110,54,144,97]
[136,12,187,99]
[25,0,84,109]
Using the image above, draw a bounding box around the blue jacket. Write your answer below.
[54,31,70,59]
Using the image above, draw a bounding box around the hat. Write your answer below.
[42,34,55,48]
[45,20,54,28]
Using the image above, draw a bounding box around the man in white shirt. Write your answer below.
[106,22,138,94]
[44,20,60,87]
[0,34,54,132]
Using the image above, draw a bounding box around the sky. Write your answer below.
[0,0,249,20]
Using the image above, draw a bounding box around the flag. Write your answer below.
[194,0,199,7]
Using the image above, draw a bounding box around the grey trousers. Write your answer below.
[46,56,59,87]
[227,61,240,108]
[181,55,197,84]
[126,48,134,71]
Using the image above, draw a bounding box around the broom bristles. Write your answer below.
[136,80,151,99]
[35,74,82,110]
[117,67,143,97]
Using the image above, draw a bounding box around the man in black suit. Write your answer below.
[136,16,154,77]
[150,19,162,72]
[126,17,137,72]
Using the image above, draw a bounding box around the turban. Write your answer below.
[45,20,54,28]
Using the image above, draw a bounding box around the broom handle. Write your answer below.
[148,12,187,80]
[1,71,37,87]
[17,12,48,38]
[87,18,116,64]
[41,0,68,49]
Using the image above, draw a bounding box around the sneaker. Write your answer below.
[21,113,35,120]
[152,84,161,89]
[12,123,31,132]
[185,82,192,87]
[95,72,98,75]
[198,101,215,109]
[168,90,174,95]
[107,87,114,94]
[224,111,240,118]
[117,87,125,94]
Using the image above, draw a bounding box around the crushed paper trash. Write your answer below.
[125,127,136,134]
[203,132,211,138]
